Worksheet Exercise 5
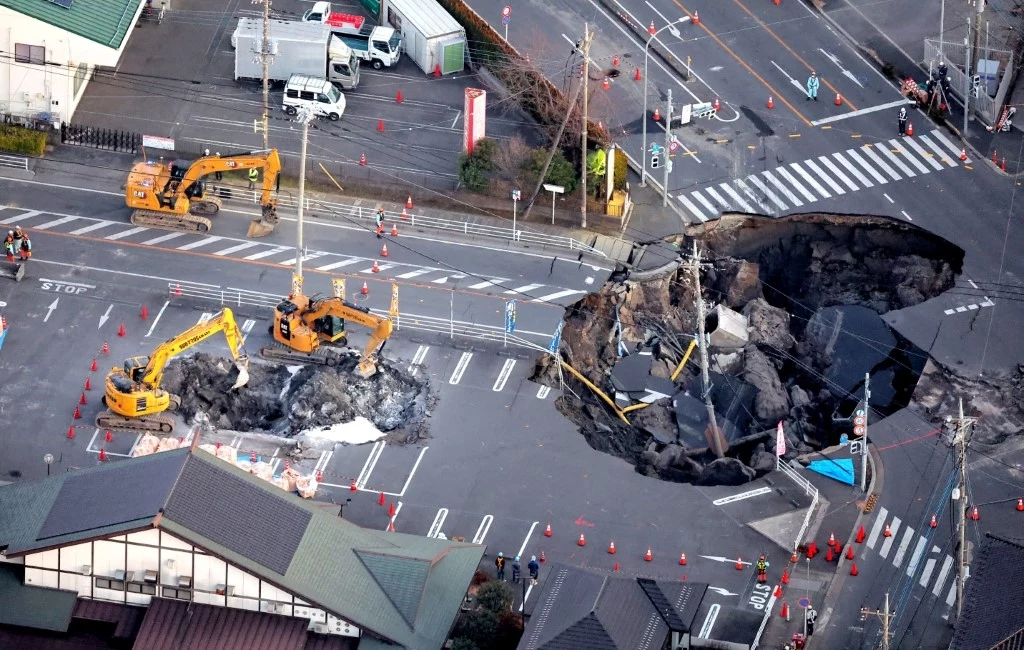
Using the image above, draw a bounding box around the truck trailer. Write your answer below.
[303,2,402,70]
[233,18,360,90]
[379,0,466,75]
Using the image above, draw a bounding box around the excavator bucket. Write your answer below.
[355,358,378,379]
[247,219,275,238]
[229,357,250,390]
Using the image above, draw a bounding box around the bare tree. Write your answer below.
[492,134,533,189]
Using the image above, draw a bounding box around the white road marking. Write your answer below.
[449,352,473,384]
[472,515,494,544]
[103,226,149,241]
[355,440,385,490]
[537,385,551,399]
[860,145,902,181]
[745,175,789,210]
[531,289,582,303]
[933,556,954,597]
[395,268,432,279]
[889,139,932,174]
[719,182,756,212]
[141,232,187,245]
[504,283,544,295]
[818,155,859,191]
[866,507,888,549]
[919,134,959,167]
[492,359,516,391]
[517,522,539,559]
[3,209,41,223]
[697,604,721,638]
[198,312,213,325]
[802,158,846,194]
[176,236,224,251]
[315,258,360,271]
[33,216,79,230]
[397,446,429,498]
[901,210,912,221]
[70,221,117,235]
[811,98,913,126]
[762,170,804,206]
[145,301,170,337]
[427,508,449,538]
[919,557,937,588]
[883,193,895,203]
[733,179,765,211]
[832,152,875,187]
[906,535,928,577]
[879,517,901,558]
[704,186,732,208]
[678,195,710,222]
[968,279,979,289]
[691,190,720,216]
[407,345,429,375]
[712,487,773,505]
[467,279,501,290]
[241,319,256,343]
[362,263,394,273]
[518,584,534,613]
[902,137,945,170]
[774,166,818,202]
[213,241,260,256]
[845,148,889,184]
[875,142,917,176]
[279,252,326,266]
[945,582,957,606]
[929,129,968,160]
[243,246,289,260]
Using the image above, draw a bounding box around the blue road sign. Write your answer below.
[547,320,564,353]
[504,300,516,334]
[798,597,811,609]
[839,433,849,446]
[502,15,510,25]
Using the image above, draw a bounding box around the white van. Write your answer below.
[282,74,346,121]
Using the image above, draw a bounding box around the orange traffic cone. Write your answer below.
[406,195,413,209]
[883,523,892,537]
[1002,157,1007,171]
[539,550,546,562]
[613,561,620,572]
[834,93,842,106]
[388,502,395,517]
[140,305,148,319]
[84,378,92,391]
[781,569,789,584]
[828,532,836,548]
[396,90,403,103]
[387,520,395,532]
[791,550,799,563]
[679,552,687,565]
[91,358,98,372]
[360,152,367,166]
[371,260,380,273]
[377,119,385,132]
[906,122,914,136]
[825,547,834,562]
[713,97,721,111]
[67,425,75,439]
[578,533,586,547]
[653,107,661,121]
[101,341,110,355]
[98,448,107,462]
[846,545,855,560]
[391,223,398,236]
[80,392,87,405]
[774,584,783,597]
[118,323,126,337]
[692,11,699,24]
[602,77,610,91]
[735,556,744,570]
[807,541,818,558]
[856,525,866,543]
[850,562,859,576]
[173,283,182,296]
[1017,498,1024,511]
[544,523,552,537]
[350,479,357,491]
[970,505,980,520]
[931,514,938,528]
[994,150,999,164]
[960,148,968,161]
[644,548,653,562]
[648,20,656,35]
[608,541,616,554]
[378,491,386,505]
[401,208,408,219]
[380,244,388,257]
[634,67,642,81]
[361,282,369,295]
[612,54,619,67]
[73,406,81,419]
[316,469,323,482]
[767,96,774,109]
[780,601,789,619]
[434,63,442,78]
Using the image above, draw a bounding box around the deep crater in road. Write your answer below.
[533,213,965,486]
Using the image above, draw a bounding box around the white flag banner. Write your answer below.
[776,420,787,457]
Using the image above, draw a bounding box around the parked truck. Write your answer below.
[302,1,402,70]
[379,0,466,76]
[233,18,360,90]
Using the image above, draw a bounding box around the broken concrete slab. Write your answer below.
[608,350,653,393]
[707,304,749,349]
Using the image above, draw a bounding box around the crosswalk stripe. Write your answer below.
[177,236,224,251]
[361,263,394,273]
[866,507,888,549]
[678,195,710,222]
[789,163,831,199]
[932,556,953,597]
[733,179,766,212]
[141,232,186,245]
[874,143,916,177]
[244,246,290,260]
[691,190,720,217]
[762,170,803,206]
[846,148,890,184]
[279,252,326,266]
[919,558,937,588]
[532,289,583,303]
[70,221,118,235]
[33,216,79,230]
[859,145,901,180]
[945,582,956,606]
[879,517,901,558]
[892,526,916,566]
[919,134,959,167]
[745,175,789,210]
[889,139,932,174]
[213,242,260,256]
[719,183,756,212]
[395,268,432,279]
[775,167,818,203]
[833,152,875,187]
[3,210,42,224]
[467,280,501,290]
[505,283,544,295]
[906,536,928,577]
[929,129,968,161]
[104,226,150,241]
[315,258,360,271]
[802,159,846,195]
[818,155,859,191]
[903,137,945,170]
[704,186,731,209]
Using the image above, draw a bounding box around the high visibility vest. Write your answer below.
[249,169,259,180]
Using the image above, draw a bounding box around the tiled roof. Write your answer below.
[0,562,78,633]
[72,598,146,639]
[133,597,310,650]
[951,533,1024,650]
[0,0,141,49]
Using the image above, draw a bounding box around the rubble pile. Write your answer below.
[161,353,432,441]
[536,214,964,485]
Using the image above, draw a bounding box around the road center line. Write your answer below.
[812,99,914,126]
[145,300,170,337]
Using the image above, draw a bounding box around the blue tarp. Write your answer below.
[0,327,7,351]
[807,458,855,485]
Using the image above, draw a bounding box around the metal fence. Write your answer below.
[60,123,140,154]
[924,38,1015,125]
[0,154,28,170]
[777,459,821,556]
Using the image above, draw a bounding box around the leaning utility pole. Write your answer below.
[688,241,724,458]
[580,22,591,229]
[662,89,672,208]
[861,593,895,650]
[951,397,977,620]
[860,373,871,492]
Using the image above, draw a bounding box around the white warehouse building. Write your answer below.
[0,0,145,125]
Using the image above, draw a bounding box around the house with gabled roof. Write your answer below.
[0,448,485,649]
[950,533,1024,650]
[0,0,148,126]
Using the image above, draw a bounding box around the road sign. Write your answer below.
[502,5,511,16]
[504,300,516,334]
[839,433,849,446]
[798,597,811,609]
[669,139,679,152]
[502,15,509,25]
[511,189,521,201]
[853,425,865,436]
[547,320,564,353]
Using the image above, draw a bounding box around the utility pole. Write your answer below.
[963,17,972,136]
[861,593,895,650]
[688,241,724,458]
[951,396,976,620]
[861,372,870,492]
[294,108,313,279]
[254,0,273,149]
[972,0,985,103]
[662,89,672,208]
[580,22,591,229]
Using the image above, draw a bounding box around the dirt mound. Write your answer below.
[161,353,432,440]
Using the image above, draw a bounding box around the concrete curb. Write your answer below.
[0,168,35,180]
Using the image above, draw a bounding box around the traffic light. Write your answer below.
[651,153,661,169]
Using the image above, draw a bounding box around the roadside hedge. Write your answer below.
[0,124,45,156]
[435,0,608,149]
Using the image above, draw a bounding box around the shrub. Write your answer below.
[613,146,628,191]
[475,580,514,615]
[453,610,499,648]
[526,148,577,193]
[459,137,498,192]
[0,125,45,156]
[451,638,479,650]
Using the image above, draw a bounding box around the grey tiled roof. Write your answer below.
[133,597,310,650]
[356,550,432,627]
[0,562,78,633]
[951,533,1024,650]
[0,0,141,49]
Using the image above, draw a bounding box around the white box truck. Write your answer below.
[379,0,466,75]
[233,18,360,90]
[303,1,402,70]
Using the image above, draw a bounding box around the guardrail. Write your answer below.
[226,190,607,258]
[167,281,551,350]
[777,459,821,555]
[0,155,28,170]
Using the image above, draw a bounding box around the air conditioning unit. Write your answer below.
[113,570,126,581]
[81,565,92,575]
[177,576,192,589]
[165,558,176,570]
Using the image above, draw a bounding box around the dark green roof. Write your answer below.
[0,562,78,632]
[0,0,141,49]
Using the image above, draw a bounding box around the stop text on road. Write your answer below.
[39,279,94,294]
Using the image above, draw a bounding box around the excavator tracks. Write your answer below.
[95,394,182,434]
[131,210,213,233]
[259,344,353,367]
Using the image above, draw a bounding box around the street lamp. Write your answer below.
[641,17,690,187]
[43,453,54,476]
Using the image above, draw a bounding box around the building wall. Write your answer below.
[21,529,359,637]
[0,6,142,123]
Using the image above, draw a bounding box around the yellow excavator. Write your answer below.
[97,309,250,433]
[124,149,280,234]
[260,293,393,378]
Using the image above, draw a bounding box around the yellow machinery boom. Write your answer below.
[125,149,280,233]
[261,293,393,377]
[97,308,250,434]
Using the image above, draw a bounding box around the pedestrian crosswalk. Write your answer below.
[677,129,968,222]
[0,207,586,305]
[864,506,958,607]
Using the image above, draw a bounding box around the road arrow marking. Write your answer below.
[44,298,58,323]
[98,304,112,329]
[708,587,739,596]
[818,49,864,88]
[700,555,753,566]
[770,60,807,94]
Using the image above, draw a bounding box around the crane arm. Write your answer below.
[141,308,249,387]
[176,150,281,202]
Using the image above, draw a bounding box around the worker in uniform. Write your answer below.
[495,552,506,581]
[18,233,31,261]
[375,207,385,239]
[3,231,15,262]
[248,167,259,191]
[214,152,223,180]
[12,226,23,252]
[806,608,818,635]
[756,555,769,583]
[806,72,819,101]
[511,556,522,584]
[528,555,540,585]
[898,106,908,136]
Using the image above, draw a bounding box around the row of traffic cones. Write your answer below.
[69,341,118,461]
[992,150,1009,171]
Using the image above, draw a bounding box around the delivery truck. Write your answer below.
[302,1,402,70]
[379,0,466,75]
[233,18,360,90]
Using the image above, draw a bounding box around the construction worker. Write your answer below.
[898,106,908,136]
[248,167,259,190]
[375,207,385,239]
[511,556,522,584]
[528,555,540,585]
[18,233,31,261]
[806,72,819,101]
[806,608,818,635]
[3,231,15,262]
[756,555,769,583]
[214,152,223,180]
[495,552,506,581]
[12,226,23,252]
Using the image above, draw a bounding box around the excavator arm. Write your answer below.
[175,150,281,202]
[140,308,250,388]
[305,298,393,375]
